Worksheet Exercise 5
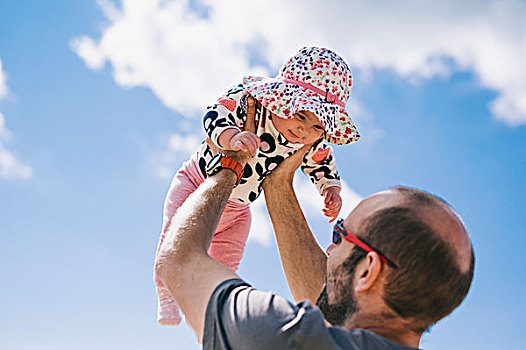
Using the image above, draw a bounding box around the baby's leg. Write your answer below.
[208,201,252,271]
[155,157,205,326]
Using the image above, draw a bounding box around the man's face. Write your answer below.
[316,248,362,326]
[317,190,403,325]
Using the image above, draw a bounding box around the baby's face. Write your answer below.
[272,110,324,144]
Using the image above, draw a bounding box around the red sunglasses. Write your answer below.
[333,219,398,269]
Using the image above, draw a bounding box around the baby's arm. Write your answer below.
[203,85,259,155]
[300,141,342,222]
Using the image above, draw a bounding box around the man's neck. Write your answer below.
[344,310,421,348]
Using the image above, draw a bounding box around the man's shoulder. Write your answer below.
[204,279,418,350]
[203,278,334,349]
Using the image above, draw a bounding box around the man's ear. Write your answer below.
[355,252,383,292]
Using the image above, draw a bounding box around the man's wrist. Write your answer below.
[211,165,239,187]
[223,149,251,166]
[262,175,293,196]
[206,153,245,185]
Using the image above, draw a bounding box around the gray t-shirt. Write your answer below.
[203,279,419,350]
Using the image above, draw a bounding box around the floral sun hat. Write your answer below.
[242,46,360,145]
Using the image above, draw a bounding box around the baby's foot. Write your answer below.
[156,284,182,326]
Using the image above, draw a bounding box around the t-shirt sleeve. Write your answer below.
[300,140,341,195]
[203,84,249,149]
[203,279,338,350]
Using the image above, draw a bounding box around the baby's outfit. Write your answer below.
[154,83,341,325]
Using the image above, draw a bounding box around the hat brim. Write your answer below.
[242,76,360,145]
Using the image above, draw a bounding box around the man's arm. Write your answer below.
[262,147,328,305]
[155,97,257,340]
[155,168,242,339]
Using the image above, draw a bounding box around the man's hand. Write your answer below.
[261,144,312,190]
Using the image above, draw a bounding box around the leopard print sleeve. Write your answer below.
[203,83,249,148]
[300,140,341,196]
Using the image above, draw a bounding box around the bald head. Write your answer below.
[344,186,475,333]
[391,186,473,274]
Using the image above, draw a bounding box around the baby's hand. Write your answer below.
[322,187,342,223]
[230,131,260,156]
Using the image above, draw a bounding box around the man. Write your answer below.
[155,101,475,349]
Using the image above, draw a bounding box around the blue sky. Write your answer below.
[1,0,525,349]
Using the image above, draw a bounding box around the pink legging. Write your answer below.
[154,153,251,325]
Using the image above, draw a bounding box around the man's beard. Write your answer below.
[316,284,354,326]
[316,249,365,326]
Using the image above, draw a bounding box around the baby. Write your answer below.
[154,46,360,325]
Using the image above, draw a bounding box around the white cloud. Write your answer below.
[0,113,33,180]
[294,176,362,219]
[150,130,202,180]
[0,112,11,140]
[346,99,385,154]
[0,59,8,99]
[249,197,273,247]
[71,0,269,116]
[72,0,526,126]
[70,36,107,71]
[0,62,33,180]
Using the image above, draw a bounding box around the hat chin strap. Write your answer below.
[282,78,346,108]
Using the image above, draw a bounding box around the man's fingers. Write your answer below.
[261,142,314,190]
[244,96,257,133]
[283,143,313,171]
